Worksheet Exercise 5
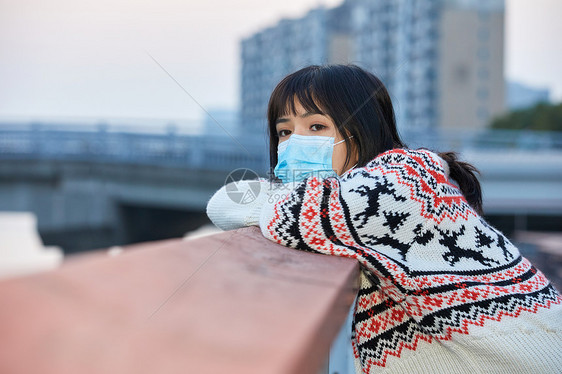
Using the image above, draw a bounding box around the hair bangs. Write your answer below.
[267,64,405,176]
[267,70,326,126]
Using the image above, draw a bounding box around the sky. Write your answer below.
[0,0,561,125]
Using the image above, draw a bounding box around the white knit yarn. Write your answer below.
[207,179,268,231]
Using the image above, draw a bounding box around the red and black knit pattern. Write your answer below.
[263,148,561,372]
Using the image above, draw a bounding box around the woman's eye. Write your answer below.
[311,124,326,131]
[278,129,291,137]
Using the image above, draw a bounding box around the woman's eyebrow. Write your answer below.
[275,111,325,125]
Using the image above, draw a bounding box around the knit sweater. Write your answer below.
[206,148,562,373]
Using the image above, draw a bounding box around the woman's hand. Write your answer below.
[206,179,293,231]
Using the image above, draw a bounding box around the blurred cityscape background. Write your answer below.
[0,0,561,286]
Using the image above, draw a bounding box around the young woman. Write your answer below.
[206,64,562,373]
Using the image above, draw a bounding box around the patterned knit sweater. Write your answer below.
[206,148,562,373]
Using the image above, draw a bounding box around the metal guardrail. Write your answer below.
[0,123,268,172]
[1,123,561,173]
[401,128,562,152]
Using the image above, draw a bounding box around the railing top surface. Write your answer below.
[0,227,359,374]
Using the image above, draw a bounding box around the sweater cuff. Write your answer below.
[206,179,271,231]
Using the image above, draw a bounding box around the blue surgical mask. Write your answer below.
[274,134,350,184]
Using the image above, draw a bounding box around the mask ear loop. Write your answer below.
[337,136,357,175]
[334,135,354,146]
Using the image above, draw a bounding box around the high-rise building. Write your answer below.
[240,0,505,134]
[240,3,354,135]
[435,0,505,130]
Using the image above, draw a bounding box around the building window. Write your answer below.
[477,106,489,120]
[477,87,489,100]
[453,64,470,84]
[477,47,490,61]
[478,11,490,22]
[478,28,490,42]
[478,67,489,80]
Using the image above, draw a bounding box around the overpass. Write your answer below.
[1,122,561,252]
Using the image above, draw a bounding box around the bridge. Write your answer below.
[1,122,561,252]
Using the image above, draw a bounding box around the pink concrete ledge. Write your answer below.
[0,226,359,374]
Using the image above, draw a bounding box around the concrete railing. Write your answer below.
[0,226,360,374]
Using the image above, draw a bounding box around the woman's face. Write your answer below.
[274,100,357,176]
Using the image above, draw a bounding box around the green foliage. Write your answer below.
[489,101,562,132]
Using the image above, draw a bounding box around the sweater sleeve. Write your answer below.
[206,178,301,231]
[258,167,396,264]
[258,148,472,273]
[206,179,270,231]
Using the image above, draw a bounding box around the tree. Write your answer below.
[489,101,562,132]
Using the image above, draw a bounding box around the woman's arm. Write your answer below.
[258,172,387,260]
[258,148,523,277]
[257,148,471,269]
[206,179,270,231]
[206,178,298,231]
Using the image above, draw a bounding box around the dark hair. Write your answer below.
[266,64,483,215]
[437,151,483,215]
[267,64,404,170]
